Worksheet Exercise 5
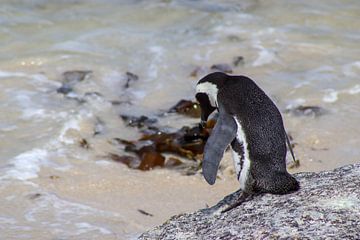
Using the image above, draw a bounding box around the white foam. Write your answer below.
[0,124,17,132]
[322,89,338,103]
[3,149,48,181]
[253,48,277,67]
[348,84,360,95]
[75,222,112,235]
[286,98,306,109]
[0,70,27,78]
[24,193,126,236]
[342,61,360,77]
[147,45,165,80]
[58,118,81,145]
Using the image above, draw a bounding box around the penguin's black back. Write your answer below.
[217,75,299,194]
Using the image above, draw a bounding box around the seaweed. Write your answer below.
[111,118,215,171]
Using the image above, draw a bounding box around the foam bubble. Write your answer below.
[3,149,48,181]
[286,98,306,109]
[253,48,276,67]
[348,84,360,95]
[0,70,27,78]
[58,118,81,145]
[322,89,338,103]
[75,222,112,235]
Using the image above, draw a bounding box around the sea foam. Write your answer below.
[2,149,49,181]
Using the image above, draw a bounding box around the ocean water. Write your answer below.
[0,0,359,239]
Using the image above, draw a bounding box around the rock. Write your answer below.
[285,105,327,117]
[124,71,139,89]
[62,70,92,83]
[210,64,233,73]
[139,163,360,240]
[57,70,92,94]
[232,56,245,66]
[120,115,158,128]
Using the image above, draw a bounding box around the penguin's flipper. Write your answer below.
[202,111,237,185]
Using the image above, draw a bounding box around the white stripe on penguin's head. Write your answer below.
[196,82,218,108]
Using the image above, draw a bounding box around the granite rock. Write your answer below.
[139,164,360,239]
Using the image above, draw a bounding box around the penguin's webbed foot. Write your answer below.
[221,192,253,213]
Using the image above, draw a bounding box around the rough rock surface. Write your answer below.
[139,164,360,239]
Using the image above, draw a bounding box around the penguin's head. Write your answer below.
[195,72,228,127]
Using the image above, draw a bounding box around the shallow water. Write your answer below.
[0,0,359,239]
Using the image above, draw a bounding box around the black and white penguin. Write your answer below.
[195,72,299,212]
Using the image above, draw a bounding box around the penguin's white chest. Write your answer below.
[231,117,251,190]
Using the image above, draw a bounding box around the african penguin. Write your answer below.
[195,72,299,212]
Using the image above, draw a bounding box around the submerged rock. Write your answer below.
[57,70,92,94]
[210,64,233,73]
[120,115,158,128]
[139,163,360,239]
[124,71,139,89]
[232,56,245,66]
[285,105,327,117]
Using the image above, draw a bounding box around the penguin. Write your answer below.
[195,72,300,212]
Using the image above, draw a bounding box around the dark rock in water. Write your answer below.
[84,91,103,98]
[139,163,360,240]
[168,100,201,118]
[57,83,73,94]
[210,64,233,73]
[93,117,105,136]
[57,70,92,94]
[28,193,42,200]
[227,35,242,42]
[111,100,132,106]
[124,71,139,89]
[285,105,327,117]
[120,115,158,128]
[63,70,92,83]
[232,56,245,66]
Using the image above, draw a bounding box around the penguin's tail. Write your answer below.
[257,172,300,195]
